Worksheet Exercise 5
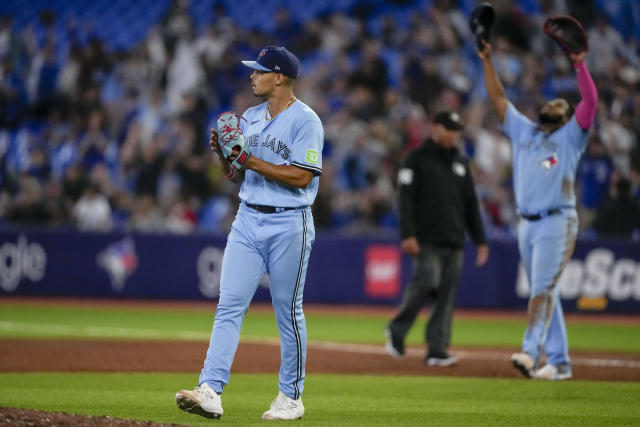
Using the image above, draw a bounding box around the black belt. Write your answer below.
[245,203,296,214]
[520,209,561,221]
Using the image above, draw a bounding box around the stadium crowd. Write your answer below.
[1,0,639,238]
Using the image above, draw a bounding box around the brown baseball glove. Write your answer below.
[543,15,588,55]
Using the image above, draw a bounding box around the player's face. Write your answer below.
[432,124,460,147]
[539,99,571,127]
[250,70,276,97]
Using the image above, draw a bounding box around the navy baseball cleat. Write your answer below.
[384,328,406,359]
[175,383,223,419]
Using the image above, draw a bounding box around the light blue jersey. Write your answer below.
[502,103,589,215]
[239,100,323,207]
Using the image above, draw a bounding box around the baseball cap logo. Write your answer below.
[242,46,300,79]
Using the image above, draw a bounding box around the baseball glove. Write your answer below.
[469,2,495,49]
[543,15,588,55]
[216,111,251,175]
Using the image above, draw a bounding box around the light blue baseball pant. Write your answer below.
[200,203,315,399]
[517,211,578,367]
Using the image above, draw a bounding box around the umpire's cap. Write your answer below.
[434,110,464,131]
[242,46,300,79]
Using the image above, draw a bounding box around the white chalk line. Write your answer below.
[0,321,211,341]
[306,341,640,369]
[1,321,639,369]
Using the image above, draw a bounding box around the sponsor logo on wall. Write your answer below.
[516,248,640,309]
[364,245,401,298]
[197,246,224,298]
[0,235,46,292]
[97,237,138,292]
[197,246,270,298]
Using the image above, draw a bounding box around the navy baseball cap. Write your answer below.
[434,110,464,130]
[241,46,300,79]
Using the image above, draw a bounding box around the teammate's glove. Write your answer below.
[216,111,251,177]
[469,2,495,50]
[543,15,588,56]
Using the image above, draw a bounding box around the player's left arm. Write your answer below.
[246,158,313,188]
[463,161,489,266]
[246,118,323,189]
[570,51,598,131]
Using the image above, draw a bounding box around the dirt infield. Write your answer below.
[0,407,185,426]
[1,298,639,381]
[2,338,639,382]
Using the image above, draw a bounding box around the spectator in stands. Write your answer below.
[27,146,51,184]
[4,175,52,224]
[577,137,614,230]
[72,183,113,232]
[0,0,638,240]
[0,56,28,129]
[128,194,164,232]
[587,14,638,77]
[593,177,640,238]
[598,104,636,177]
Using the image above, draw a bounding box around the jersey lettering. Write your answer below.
[246,134,259,147]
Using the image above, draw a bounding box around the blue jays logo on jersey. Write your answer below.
[539,154,559,172]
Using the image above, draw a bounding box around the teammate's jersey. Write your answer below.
[502,103,590,214]
[238,100,323,207]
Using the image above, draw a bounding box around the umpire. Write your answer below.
[385,110,489,366]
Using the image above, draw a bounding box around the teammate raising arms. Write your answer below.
[176,46,323,420]
[477,35,597,380]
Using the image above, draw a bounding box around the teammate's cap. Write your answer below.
[434,110,464,131]
[241,46,300,79]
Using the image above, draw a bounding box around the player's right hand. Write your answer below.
[476,39,492,60]
[569,50,587,64]
[401,237,420,256]
[210,128,222,155]
[475,244,489,267]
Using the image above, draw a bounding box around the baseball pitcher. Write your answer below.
[476,14,597,380]
[176,46,323,420]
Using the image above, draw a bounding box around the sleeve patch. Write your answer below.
[398,168,414,185]
[305,149,319,165]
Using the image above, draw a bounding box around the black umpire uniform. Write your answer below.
[386,110,488,366]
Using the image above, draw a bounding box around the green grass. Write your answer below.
[1,373,639,426]
[1,303,639,425]
[1,303,639,352]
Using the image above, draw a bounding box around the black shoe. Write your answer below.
[384,328,405,359]
[426,353,458,367]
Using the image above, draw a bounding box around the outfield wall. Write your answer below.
[1,227,638,313]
